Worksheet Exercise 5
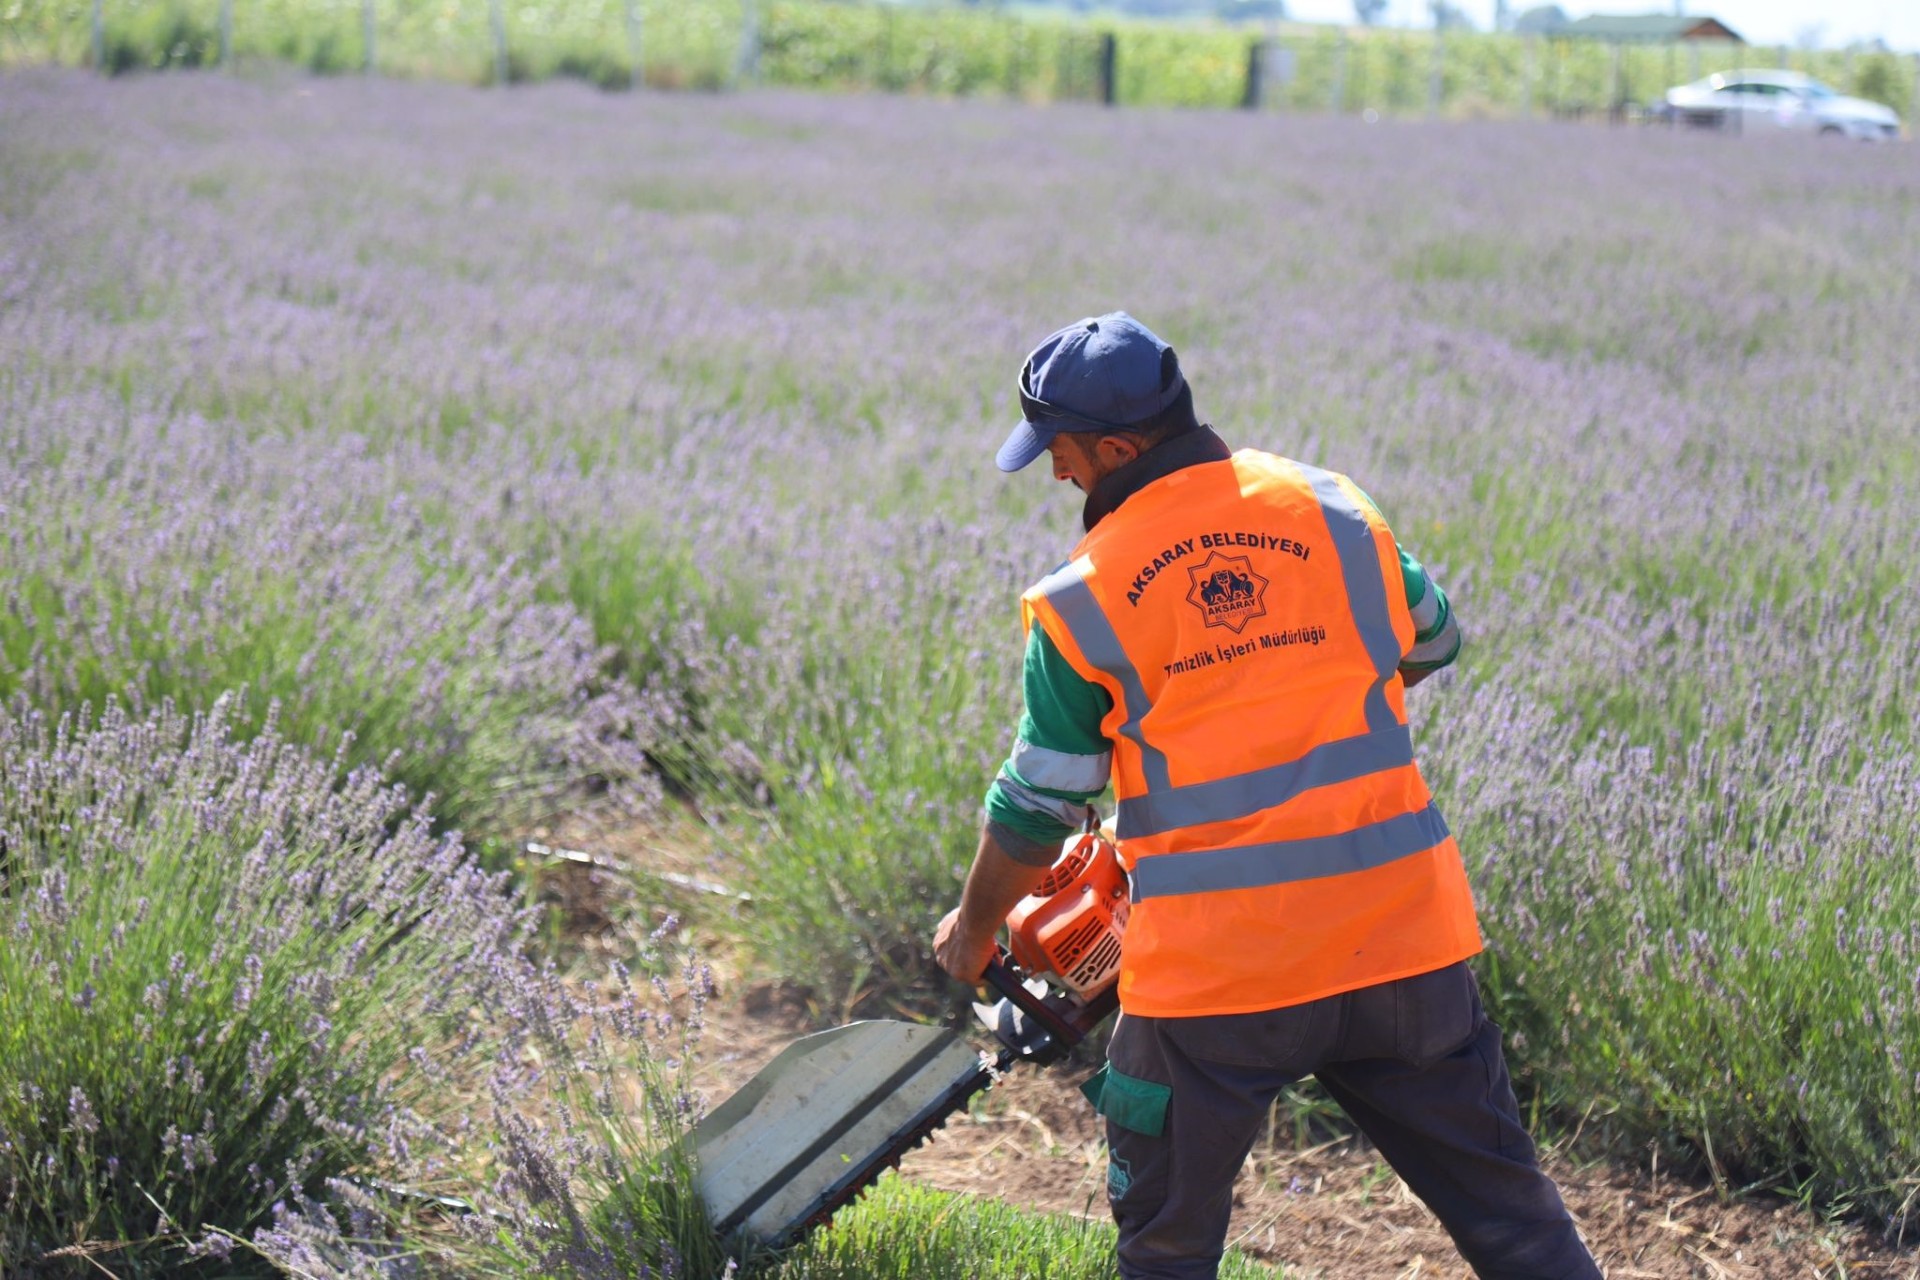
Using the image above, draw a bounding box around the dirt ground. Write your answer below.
[690,993,1917,1280]
[535,819,1920,1280]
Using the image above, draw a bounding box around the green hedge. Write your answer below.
[5,0,1911,119]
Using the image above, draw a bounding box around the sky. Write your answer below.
[1278,0,1920,49]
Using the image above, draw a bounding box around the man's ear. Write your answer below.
[1095,434,1143,468]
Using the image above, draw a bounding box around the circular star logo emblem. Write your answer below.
[1185,552,1269,634]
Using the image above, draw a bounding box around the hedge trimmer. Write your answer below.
[692,828,1127,1248]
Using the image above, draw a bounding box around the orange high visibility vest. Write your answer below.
[1021,450,1481,1018]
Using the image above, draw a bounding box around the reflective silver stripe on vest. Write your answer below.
[1116,723,1414,840]
[1129,803,1450,901]
[1296,463,1402,734]
[1009,739,1111,795]
[1032,561,1171,793]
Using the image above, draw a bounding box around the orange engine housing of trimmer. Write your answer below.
[1005,830,1129,1003]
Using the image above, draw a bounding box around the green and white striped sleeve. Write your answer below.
[1355,489,1462,674]
[1396,543,1461,672]
[983,624,1112,866]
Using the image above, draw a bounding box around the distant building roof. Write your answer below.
[1512,5,1567,34]
[1558,13,1745,42]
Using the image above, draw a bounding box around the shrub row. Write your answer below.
[4,0,1911,118]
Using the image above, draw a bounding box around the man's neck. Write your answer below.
[1082,426,1232,532]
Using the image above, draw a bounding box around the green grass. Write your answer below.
[773,1176,1286,1278]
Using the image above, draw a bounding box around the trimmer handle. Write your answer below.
[982,946,1093,1052]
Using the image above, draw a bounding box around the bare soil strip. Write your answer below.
[541,818,1920,1280]
[691,993,1917,1280]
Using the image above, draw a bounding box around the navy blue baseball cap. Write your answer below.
[996,312,1187,473]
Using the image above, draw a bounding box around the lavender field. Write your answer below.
[3,66,1920,1273]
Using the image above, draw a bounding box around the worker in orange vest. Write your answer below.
[935,313,1600,1280]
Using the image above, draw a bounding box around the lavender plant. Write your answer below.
[1431,644,1920,1216]
[0,399,662,842]
[659,505,1045,1002]
[462,942,741,1280]
[241,924,754,1280]
[0,700,535,1274]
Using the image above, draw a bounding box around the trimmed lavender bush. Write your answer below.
[462,942,739,1280]
[654,508,1046,999]
[4,70,1920,1232]
[0,701,530,1274]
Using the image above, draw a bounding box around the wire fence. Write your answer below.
[4,0,1917,122]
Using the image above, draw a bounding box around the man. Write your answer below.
[934,313,1600,1280]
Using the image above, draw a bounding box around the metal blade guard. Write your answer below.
[692,1020,990,1248]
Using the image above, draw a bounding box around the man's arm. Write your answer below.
[1398,546,1460,682]
[981,623,1112,856]
[1354,488,1462,683]
[934,824,1054,982]
[938,623,1113,980]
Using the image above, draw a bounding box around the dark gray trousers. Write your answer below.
[1101,962,1601,1280]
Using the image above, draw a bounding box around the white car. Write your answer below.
[1664,70,1902,141]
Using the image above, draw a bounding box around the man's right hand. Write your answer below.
[933,907,997,984]
[935,825,1054,984]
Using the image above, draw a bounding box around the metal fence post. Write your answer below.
[625,0,642,88]
[1098,31,1116,106]
[1006,15,1021,98]
[1427,27,1443,118]
[1328,29,1344,113]
[487,0,507,84]
[1329,28,1346,114]
[362,0,375,72]
[736,0,759,87]
[90,0,103,71]
[218,0,232,68]
[1910,53,1919,127]
[1271,44,1295,109]
[1544,36,1555,116]
[1242,38,1265,109]
[1348,28,1364,111]
[1521,32,1536,117]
